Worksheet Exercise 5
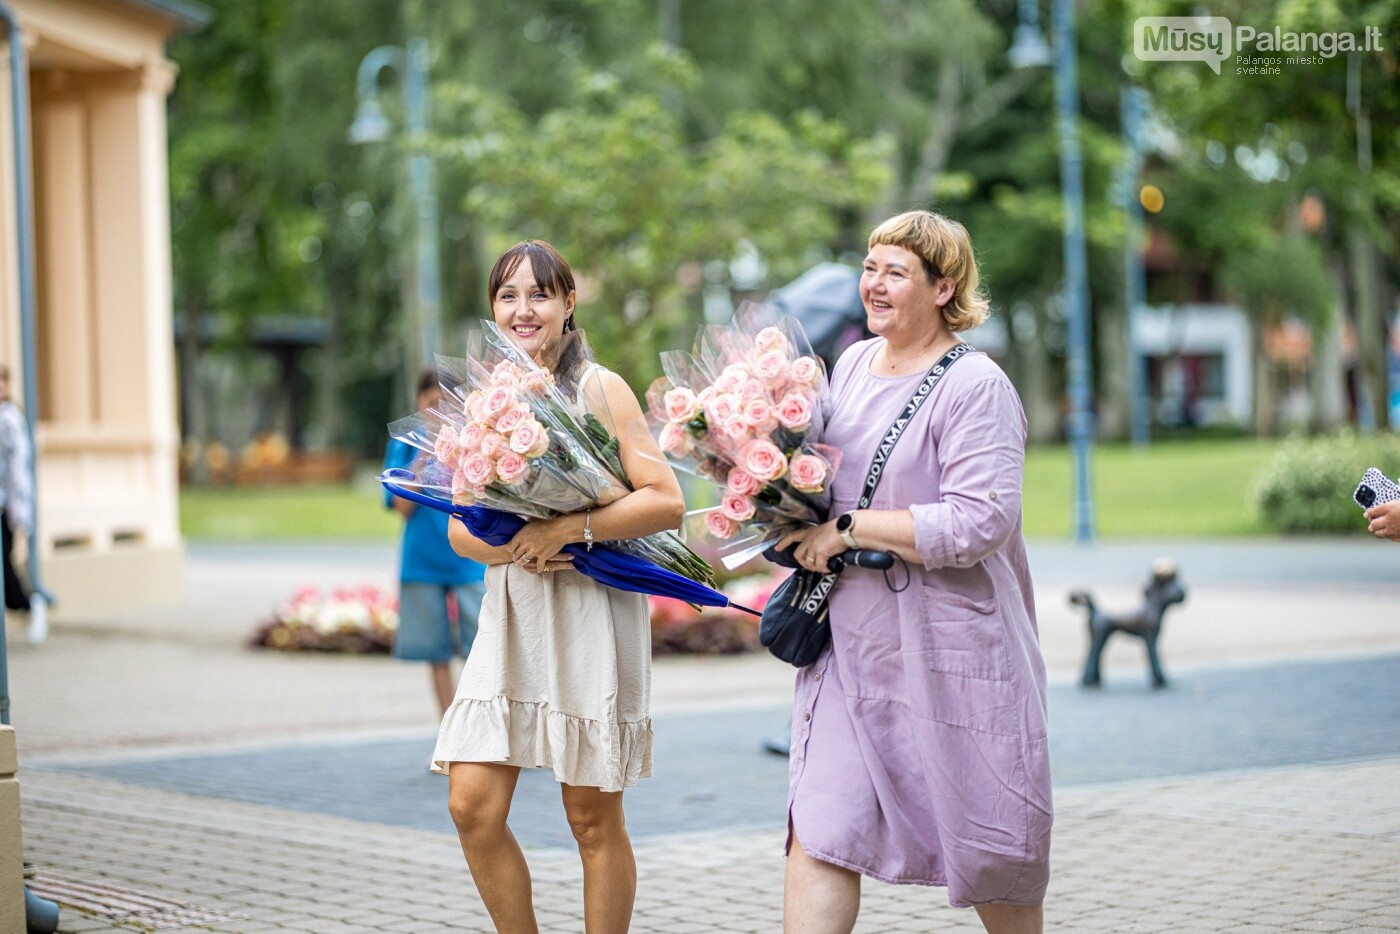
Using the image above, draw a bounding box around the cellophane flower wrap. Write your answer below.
[646,303,841,569]
[388,322,715,590]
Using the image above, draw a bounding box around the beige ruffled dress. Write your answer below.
[431,556,653,792]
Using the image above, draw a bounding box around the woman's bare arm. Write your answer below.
[448,515,514,565]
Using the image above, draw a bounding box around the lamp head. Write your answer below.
[1008,23,1052,70]
[348,99,392,144]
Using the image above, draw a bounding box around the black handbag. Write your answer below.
[758,343,974,667]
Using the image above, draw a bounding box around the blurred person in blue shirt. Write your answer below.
[384,370,487,716]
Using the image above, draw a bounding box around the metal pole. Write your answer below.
[1053,0,1095,542]
[1122,86,1150,447]
[0,14,63,931]
[405,37,441,371]
[0,3,32,724]
[0,6,40,607]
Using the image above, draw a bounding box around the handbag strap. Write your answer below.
[855,342,975,510]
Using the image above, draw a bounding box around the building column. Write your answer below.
[0,726,24,931]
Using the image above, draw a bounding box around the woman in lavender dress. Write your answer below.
[776,210,1051,933]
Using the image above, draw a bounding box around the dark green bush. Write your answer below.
[1251,431,1400,533]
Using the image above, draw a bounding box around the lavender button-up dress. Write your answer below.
[788,338,1052,908]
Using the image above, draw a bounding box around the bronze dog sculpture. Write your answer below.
[1071,560,1186,689]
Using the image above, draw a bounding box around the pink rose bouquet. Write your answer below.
[386,322,715,589]
[646,303,842,569]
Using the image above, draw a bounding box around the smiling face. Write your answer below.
[491,256,576,363]
[859,243,955,347]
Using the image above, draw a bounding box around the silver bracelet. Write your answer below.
[583,509,594,551]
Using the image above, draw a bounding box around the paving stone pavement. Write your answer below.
[19,757,1400,932]
[9,538,1400,932]
[27,653,1400,848]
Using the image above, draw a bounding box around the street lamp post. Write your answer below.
[1121,86,1151,447]
[350,38,443,377]
[1052,0,1095,543]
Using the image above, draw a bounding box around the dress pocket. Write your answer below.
[918,586,1010,682]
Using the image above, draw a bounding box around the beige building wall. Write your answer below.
[0,0,195,619]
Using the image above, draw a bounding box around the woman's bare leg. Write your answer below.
[783,830,859,934]
[975,903,1044,934]
[430,661,456,716]
[560,783,635,934]
[448,762,536,934]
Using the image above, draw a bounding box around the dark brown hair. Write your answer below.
[487,240,577,332]
[415,368,438,397]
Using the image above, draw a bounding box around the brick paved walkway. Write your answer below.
[9,539,1400,931]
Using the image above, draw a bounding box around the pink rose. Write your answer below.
[703,393,741,426]
[775,392,814,431]
[741,439,787,482]
[479,431,508,460]
[451,467,470,497]
[663,387,701,423]
[754,326,787,354]
[495,452,531,485]
[754,349,788,384]
[491,359,522,386]
[789,356,821,387]
[482,386,515,423]
[720,491,756,522]
[659,421,694,457]
[434,428,459,464]
[788,453,828,493]
[742,399,778,434]
[510,419,550,458]
[705,510,739,540]
[462,390,486,419]
[738,378,767,402]
[696,386,719,405]
[458,422,487,452]
[494,403,530,435]
[716,418,750,444]
[725,466,762,496]
[462,453,494,488]
[713,371,742,394]
[520,369,555,395]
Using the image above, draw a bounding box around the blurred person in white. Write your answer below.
[0,365,44,644]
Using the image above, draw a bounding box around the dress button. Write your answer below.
[989,490,999,501]
[813,673,821,681]
[803,711,811,721]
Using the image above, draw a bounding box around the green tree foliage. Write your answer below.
[167,0,887,455]
[1126,0,1400,430]
[167,0,1400,457]
[439,51,886,387]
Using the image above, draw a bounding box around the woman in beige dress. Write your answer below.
[436,239,685,934]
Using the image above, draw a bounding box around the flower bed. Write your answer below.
[252,572,787,658]
[249,585,398,654]
[649,571,785,656]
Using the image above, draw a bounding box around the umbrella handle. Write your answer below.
[380,468,473,517]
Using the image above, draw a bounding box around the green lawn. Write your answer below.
[180,482,401,542]
[1022,438,1279,538]
[180,439,1284,542]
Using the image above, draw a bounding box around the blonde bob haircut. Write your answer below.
[868,210,990,333]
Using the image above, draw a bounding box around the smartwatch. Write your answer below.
[835,511,859,549]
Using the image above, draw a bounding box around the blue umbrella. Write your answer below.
[381,469,758,615]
